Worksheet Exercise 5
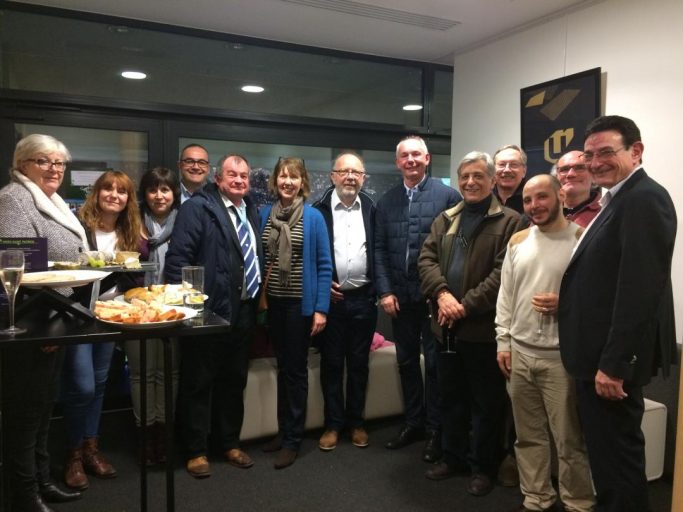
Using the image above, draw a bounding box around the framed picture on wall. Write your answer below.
[520,67,601,175]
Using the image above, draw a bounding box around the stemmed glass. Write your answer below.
[0,250,27,335]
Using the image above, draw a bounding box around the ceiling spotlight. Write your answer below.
[402,104,423,111]
[121,71,147,80]
[241,85,264,93]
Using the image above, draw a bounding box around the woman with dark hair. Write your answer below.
[0,134,85,511]
[62,170,147,490]
[259,157,332,469]
[124,166,180,465]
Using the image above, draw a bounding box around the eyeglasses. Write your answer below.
[495,161,523,171]
[26,158,66,172]
[180,158,210,167]
[332,168,365,178]
[582,147,624,163]
[556,163,588,175]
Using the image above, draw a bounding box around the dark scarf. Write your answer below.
[142,206,177,285]
[267,196,304,287]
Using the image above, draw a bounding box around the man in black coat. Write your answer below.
[558,115,677,512]
[313,152,376,451]
[165,154,263,478]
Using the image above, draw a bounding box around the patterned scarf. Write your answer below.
[267,196,304,287]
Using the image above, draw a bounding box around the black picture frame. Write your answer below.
[520,67,601,175]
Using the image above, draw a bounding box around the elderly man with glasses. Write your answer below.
[313,152,376,451]
[493,145,527,214]
[178,143,211,203]
[554,150,602,227]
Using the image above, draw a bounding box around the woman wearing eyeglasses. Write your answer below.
[259,157,332,469]
[0,134,87,511]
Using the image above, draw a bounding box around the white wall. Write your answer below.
[451,0,683,338]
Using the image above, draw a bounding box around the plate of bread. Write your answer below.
[94,299,197,329]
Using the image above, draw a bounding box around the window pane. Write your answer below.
[432,70,454,135]
[2,10,423,125]
[15,123,148,207]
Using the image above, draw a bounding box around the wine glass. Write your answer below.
[532,291,555,336]
[0,249,27,335]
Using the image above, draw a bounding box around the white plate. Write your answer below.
[21,270,111,288]
[96,305,198,330]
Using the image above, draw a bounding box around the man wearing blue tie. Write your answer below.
[165,154,263,478]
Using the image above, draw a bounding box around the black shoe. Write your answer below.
[422,430,442,463]
[12,495,55,512]
[39,482,82,503]
[467,473,493,496]
[385,425,424,450]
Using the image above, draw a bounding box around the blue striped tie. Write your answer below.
[232,207,259,299]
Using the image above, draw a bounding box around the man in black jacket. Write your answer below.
[313,152,376,451]
[559,116,677,512]
[165,154,263,479]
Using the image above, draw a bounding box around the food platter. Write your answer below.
[21,270,111,289]
[117,284,208,305]
[96,305,198,330]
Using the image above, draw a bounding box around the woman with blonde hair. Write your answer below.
[62,170,147,490]
[259,157,332,469]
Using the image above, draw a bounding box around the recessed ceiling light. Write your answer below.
[241,85,264,93]
[121,71,147,80]
[402,104,423,111]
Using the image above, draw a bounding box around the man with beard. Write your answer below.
[418,151,520,496]
[178,143,211,203]
[554,150,601,227]
[496,174,594,512]
[314,152,376,450]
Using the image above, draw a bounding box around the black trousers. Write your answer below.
[575,379,648,512]
[3,344,64,501]
[438,339,505,477]
[177,301,254,458]
[268,297,311,451]
[317,288,376,431]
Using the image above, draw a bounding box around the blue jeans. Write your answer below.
[61,342,116,449]
[392,301,440,431]
[318,288,376,430]
[268,297,311,451]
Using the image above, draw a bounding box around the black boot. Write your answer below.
[423,430,442,463]
[39,482,82,503]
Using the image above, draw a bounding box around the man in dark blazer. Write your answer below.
[313,151,376,451]
[165,154,263,478]
[558,115,677,512]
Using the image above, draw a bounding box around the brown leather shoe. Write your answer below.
[467,473,493,496]
[273,448,297,469]
[318,430,339,451]
[186,456,211,478]
[262,433,283,453]
[64,448,89,490]
[82,438,117,479]
[498,453,520,487]
[351,427,369,448]
[225,448,254,469]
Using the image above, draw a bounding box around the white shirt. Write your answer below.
[331,191,369,290]
[573,165,642,254]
